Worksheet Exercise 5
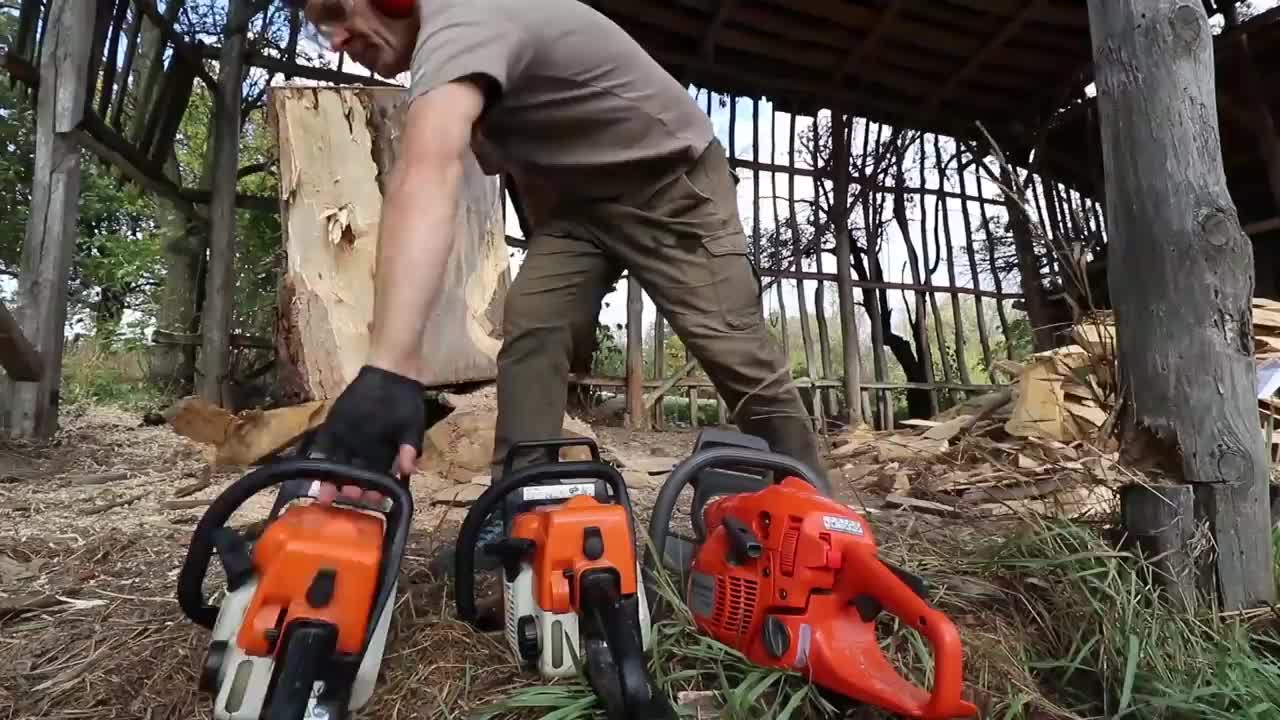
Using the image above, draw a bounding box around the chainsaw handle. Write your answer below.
[647,447,830,569]
[176,458,414,659]
[500,436,602,478]
[843,550,976,719]
[453,460,634,626]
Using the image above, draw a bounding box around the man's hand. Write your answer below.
[309,79,487,504]
[308,365,426,506]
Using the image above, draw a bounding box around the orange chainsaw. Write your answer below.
[646,430,979,720]
[454,438,674,720]
[177,454,413,720]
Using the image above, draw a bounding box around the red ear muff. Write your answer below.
[372,0,415,18]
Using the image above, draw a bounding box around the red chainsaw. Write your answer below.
[645,430,979,720]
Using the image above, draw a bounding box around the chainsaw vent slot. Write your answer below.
[779,520,802,577]
[713,575,759,641]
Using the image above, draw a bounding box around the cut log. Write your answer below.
[268,87,509,403]
[1088,0,1276,609]
[165,396,332,466]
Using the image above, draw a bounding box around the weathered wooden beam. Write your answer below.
[0,300,41,382]
[199,0,250,405]
[1244,217,1280,235]
[831,112,862,426]
[697,0,738,62]
[572,374,1003,394]
[150,329,272,350]
[1120,484,1199,612]
[832,0,899,88]
[1,0,92,437]
[921,0,1042,120]
[1088,0,1275,610]
[755,268,1022,300]
[625,275,647,430]
[75,113,276,216]
[729,156,1009,206]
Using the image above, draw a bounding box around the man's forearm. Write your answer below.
[366,159,463,382]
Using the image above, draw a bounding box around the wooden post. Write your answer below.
[1004,164,1056,351]
[1088,0,1276,610]
[789,114,821,432]
[652,314,665,429]
[937,137,971,386]
[1223,6,1280,213]
[957,149,995,378]
[1120,485,1199,612]
[625,274,648,430]
[198,0,249,405]
[1,0,92,437]
[831,113,862,427]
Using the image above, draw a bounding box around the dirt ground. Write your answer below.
[0,403,1025,720]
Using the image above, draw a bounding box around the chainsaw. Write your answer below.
[177,453,413,720]
[453,437,674,720]
[646,429,979,720]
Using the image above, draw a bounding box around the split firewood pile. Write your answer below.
[827,301,1280,520]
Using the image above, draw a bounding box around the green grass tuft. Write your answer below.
[981,521,1280,720]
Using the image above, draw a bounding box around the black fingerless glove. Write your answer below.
[308,365,427,475]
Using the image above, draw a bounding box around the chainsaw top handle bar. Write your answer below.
[176,458,414,655]
[647,446,831,567]
[500,436,601,478]
[453,459,635,626]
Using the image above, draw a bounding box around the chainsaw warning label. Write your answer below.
[521,483,595,501]
[822,515,865,536]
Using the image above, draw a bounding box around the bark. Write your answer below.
[198,0,249,404]
[1004,165,1057,351]
[1,0,92,437]
[1088,0,1275,609]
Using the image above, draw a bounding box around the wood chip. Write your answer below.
[65,471,130,486]
[884,494,962,517]
[960,478,1069,504]
[80,492,147,516]
[0,593,63,620]
[431,484,486,507]
[161,498,211,511]
[923,414,974,441]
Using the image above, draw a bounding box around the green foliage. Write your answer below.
[984,522,1280,719]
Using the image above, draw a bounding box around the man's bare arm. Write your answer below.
[366,80,487,382]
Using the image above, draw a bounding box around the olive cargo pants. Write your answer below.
[491,140,824,478]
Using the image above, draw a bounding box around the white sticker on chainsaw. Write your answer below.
[522,483,596,501]
[823,515,865,536]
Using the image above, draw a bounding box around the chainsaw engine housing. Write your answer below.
[499,494,652,677]
[687,476,977,719]
[178,458,413,720]
[454,438,674,720]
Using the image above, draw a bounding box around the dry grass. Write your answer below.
[5,399,1276,720]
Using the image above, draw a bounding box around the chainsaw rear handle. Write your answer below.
[500,436,602,478]
[647,446,831,566]
[454,460,635,626]
[845,548,977,719]
[176,458,414,657]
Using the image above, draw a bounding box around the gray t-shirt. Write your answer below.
[408,0,715,199]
